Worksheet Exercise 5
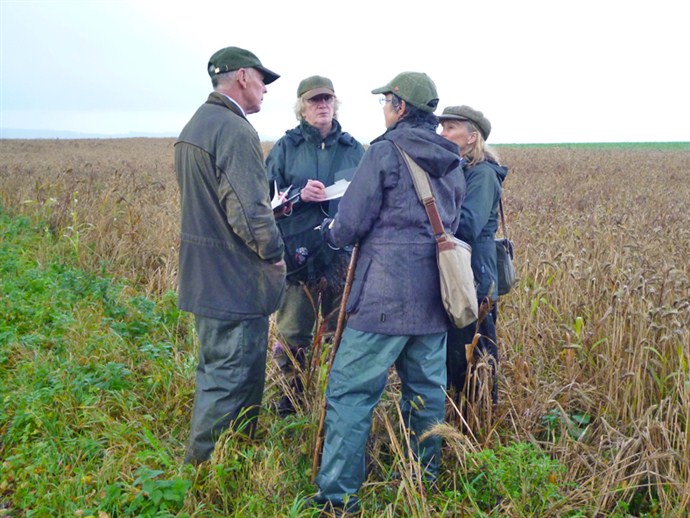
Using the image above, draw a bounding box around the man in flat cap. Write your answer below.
[175,46,286,464]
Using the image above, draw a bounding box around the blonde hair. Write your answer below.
[293,96,341,121]
[461,121,500,167]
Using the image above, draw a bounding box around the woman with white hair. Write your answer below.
[266,75,365,417]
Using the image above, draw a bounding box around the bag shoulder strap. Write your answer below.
[394,144,446,238]
[498,197,509,239]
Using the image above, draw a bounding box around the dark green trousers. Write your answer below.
[184,314,269,464]
[274,275,343,353]
[446,305,498,404]
[272,277,343,415]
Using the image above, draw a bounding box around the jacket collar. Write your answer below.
[285,119,345,147]
[205,91,247,120]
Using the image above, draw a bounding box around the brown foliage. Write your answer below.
[1,138,179,295]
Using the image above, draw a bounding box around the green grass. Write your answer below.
[0,210,197,515]
[0,209,574,516]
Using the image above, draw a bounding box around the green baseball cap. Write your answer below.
[371,71,439,113]
[207,46,280,85]
[297,75,335,99]
[438,105,492,140]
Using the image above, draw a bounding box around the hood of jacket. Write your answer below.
[479,157,509,184]
[373,120,461,178]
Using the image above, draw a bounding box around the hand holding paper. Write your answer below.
[323,179,350,201]
[271,182,300,211]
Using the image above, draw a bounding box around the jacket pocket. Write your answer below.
[258,261,287,315]
[345,256,371,314]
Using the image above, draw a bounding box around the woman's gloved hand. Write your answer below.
[318,217,337,248]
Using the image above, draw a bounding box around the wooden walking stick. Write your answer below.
[304,287,325,395]
[311,242,360,482]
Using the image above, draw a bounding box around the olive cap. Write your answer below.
[438,105,491,140]
[297,75,335,99]
[207,46,280,85]
[371,71,439,113]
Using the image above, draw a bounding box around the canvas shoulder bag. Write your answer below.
[495,197,517,295]
[396,145,478,329]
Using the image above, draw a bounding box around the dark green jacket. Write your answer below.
[266,119,364,278]
[175,92,286,320]
[454,158,508,302]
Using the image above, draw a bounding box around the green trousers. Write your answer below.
[315,327,447,507]
[274,277,342,352]
[272,279,343,416]
[184,314,269,464]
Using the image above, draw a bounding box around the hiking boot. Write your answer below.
[276,394,297,418]
[273,340,307,418]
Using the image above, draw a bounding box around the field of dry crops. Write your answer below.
[1,138,689,514]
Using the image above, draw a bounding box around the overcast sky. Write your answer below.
[2,0,689,144]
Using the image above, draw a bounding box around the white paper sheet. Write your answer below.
[323,179,350,201]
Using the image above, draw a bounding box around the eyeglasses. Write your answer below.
[307,94,335,105]
[379,96,393,106]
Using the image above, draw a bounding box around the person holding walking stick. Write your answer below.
[311,242,359,480]
[308,71,466,514]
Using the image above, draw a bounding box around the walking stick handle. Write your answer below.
[311,242,360,482]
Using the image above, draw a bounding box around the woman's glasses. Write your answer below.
[307,95,335,105]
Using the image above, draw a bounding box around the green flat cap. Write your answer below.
[207,46,280,85]
[297,75,335,99]
[371,71,438,113]
[438,105,491,140]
